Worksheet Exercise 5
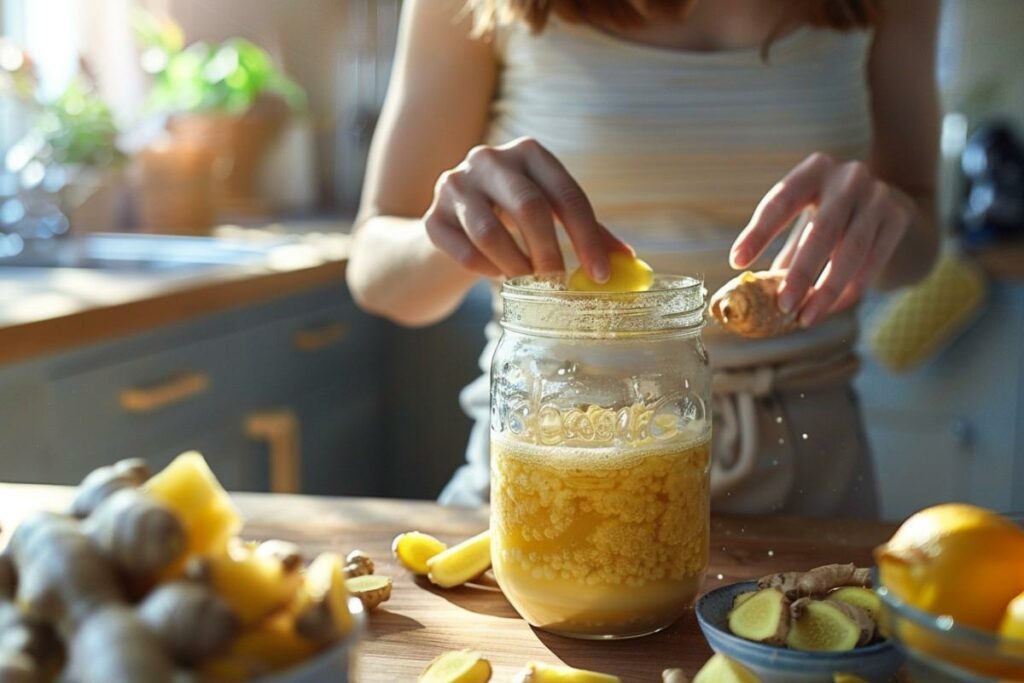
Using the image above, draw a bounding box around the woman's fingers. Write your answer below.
[731,152,835,269]
[518,139,611,282]
[452,188,533,277]
[424,207,502,277]
[777,172,859,314]
[833,212,907,312]
[797,197,883,326]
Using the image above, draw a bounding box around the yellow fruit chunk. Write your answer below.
[830,587,882,622]
[145,451,242,558]
[1000,590,1024,641]
[833,675,868,683]
[419,650,492,683]
[514,662,620,683]
[394,531,448,575]
[229,613,316,676]
[294,552,354,640]
[693,654,760,683]
[567,252,653,293]
[191,541,303,626]
[875,503,1024,630]
[345,574,392,610]
[427,530,491,589]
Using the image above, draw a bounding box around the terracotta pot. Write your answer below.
[133,141,217,235]
[169,106,285,218]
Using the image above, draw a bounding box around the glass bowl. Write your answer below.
[877,583,1024,681]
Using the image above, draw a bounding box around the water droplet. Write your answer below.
[775,416,783,424]
[716,574,724,580]
[778,438,785,445]
[799,393,806,398]
[767,550,775,557]
[937,615,954,630]
[771,459,779,466]
[801,433,809,440]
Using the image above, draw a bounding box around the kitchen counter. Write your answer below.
[0,484,897,681]
[0,227,349,366]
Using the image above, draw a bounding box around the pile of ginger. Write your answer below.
[0,451,380,683]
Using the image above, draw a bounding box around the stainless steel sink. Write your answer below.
[0,234,281,272]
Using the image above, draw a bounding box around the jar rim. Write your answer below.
[499,274,706,338]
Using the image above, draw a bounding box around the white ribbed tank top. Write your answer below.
[483,17,875,364]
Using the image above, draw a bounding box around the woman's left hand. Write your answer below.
[729,152,916,327]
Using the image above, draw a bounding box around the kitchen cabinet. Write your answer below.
[856,280,1024,519]
[0,285,386,495]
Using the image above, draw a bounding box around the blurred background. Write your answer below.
[0,0,1021,518]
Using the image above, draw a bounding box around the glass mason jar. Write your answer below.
[490,274,712,640]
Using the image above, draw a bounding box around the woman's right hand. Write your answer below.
[424,137,632,282]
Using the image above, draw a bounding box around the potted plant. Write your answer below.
[136,12,306,220]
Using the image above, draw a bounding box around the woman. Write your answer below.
[347,0,940,516]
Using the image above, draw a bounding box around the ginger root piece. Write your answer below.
[344,575,392,610]
[419,650,492,683]
[186,541,302,627]
[254,540,304,573]
[758,563,872,600]
[426,530,491,589]
[137,582,239,666]
[344,549,374,579]
[293,552,354,646]
[0,650,41,683]
[145,451,242,559]
[727,588,790,645]
[68,606,174,683]
[829,586,882,623]
[662,669,688,683]
[8,513,123,631]
[0,554,16,601]
[709,271,797,338]
[393,531,447,576]
[513,661,621,683]
[83,489,186,581]
[693,654,760,683]
[69,458,150,519]
[0,602,63,680]
[786,598,874,652]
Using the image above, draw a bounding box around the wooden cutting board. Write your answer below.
[0,485,895,682]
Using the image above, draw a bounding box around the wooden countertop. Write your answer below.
[0,229,349,366]
[972,242,1024,281]
[0,484,896,682]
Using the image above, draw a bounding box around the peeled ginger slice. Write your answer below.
[393,531,448,575]
[514,662,621,682]
[190,542,302,626]
[727,588,790,645]
[829,586,882,622]
[427,530,491,588]
[344,575,392,610]
[693,654,760,683]
[419,650,492,683]
[567,252,653,293]
[785,600,861,652]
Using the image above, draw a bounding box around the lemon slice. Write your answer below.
[567,252,653,293]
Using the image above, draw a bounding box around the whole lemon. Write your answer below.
[876,503,1024,631]
[1000,590,1024,641]
[567,252,654,293]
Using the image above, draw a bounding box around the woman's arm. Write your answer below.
[346,0,497,326]
[730,0,940,327]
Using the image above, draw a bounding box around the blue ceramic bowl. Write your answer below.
[696,581,904,683]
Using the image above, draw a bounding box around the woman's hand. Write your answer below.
[424,137,631,282]
[730,152,917,327]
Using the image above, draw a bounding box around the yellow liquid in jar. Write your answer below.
[490,431,711,639]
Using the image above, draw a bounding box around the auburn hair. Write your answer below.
[468,0,882,44]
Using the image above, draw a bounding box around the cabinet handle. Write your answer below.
[293,321,347,352]
[245,409,301,494]
[119,372,210,414]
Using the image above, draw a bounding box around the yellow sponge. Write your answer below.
[868,252,987,372]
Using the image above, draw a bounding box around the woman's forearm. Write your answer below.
[346,215,482,327]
